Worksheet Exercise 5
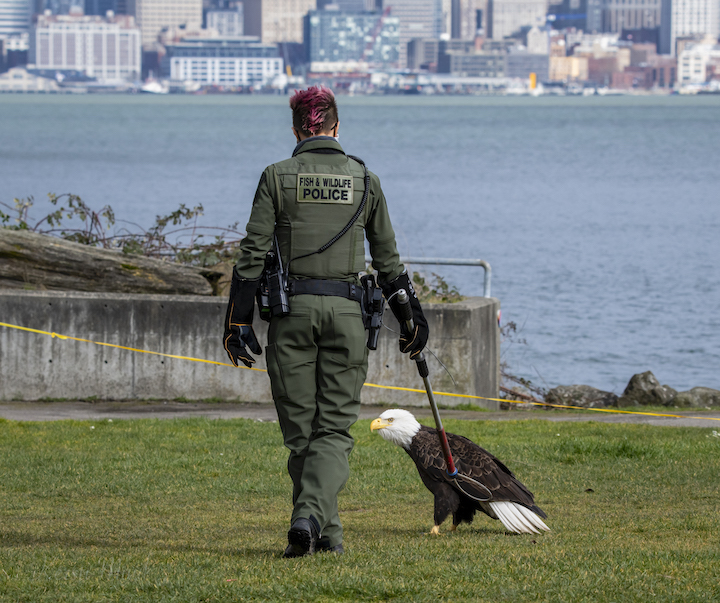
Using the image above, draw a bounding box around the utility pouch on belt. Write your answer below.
[257,236,290,321]
[361,274,384,350]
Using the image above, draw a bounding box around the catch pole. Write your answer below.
[397,290,457,477]
[396,290,493,501]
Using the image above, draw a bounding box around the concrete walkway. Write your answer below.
[2,400,720,428]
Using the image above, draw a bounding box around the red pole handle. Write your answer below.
[438,428,457,475]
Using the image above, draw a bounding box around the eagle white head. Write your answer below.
[370,408,422,449]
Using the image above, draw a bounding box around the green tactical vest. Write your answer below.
[270,155,368,282]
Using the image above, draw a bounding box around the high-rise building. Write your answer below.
[437,40,507,75]
[670,0,719,54]
[448,0,485,37]
[461,0,485,37]
[602,0,661,32]
[1,31,29,69]
[207,5,243,36]
[677,38,720,81]
[506,49,549,78]
[407,36,439,68]
[317,0,367,10]
[84,0,118,16]
[243,0,316,44]
[586,0,603,32]
[43,0,84,15]
[547,0,587,31]
[526,24,549,52]
[126,0,202,47]
[163,36,282,85]
[451,0,461,36]
[487,0,548,40]
[304,8,400,67]
[0,0,31,37]
[383,0,443,67]
[29,12,141,82]
[659,0,672,52]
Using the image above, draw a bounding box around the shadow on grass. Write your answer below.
[0,529,279,559]
[375,524,506,537]
[455,526,509,536]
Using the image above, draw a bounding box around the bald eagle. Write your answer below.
[371,409,550,535]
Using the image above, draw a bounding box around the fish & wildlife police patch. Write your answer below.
[297,174,353,204]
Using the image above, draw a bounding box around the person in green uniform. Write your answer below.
[223,86,429,557]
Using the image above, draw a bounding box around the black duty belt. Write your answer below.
[287,279,363,303]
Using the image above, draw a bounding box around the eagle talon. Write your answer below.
[430,525,441,536]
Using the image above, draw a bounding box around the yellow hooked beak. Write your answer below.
[370,418,389,431]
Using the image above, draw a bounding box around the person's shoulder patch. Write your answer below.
[297,174,353,204]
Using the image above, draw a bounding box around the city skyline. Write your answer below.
[1,0,719,91]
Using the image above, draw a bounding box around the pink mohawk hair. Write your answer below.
[289,86,338,137]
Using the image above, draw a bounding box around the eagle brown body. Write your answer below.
[371,409,550,535]
[409,425,547,532]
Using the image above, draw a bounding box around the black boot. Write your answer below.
[316,537,344,554]
[283,516,320,558]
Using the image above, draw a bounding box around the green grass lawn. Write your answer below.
[1,415,719,602]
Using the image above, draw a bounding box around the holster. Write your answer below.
[361,274,384,350]
[257,247,290,321]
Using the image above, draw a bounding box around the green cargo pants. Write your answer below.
[265,294,368,547]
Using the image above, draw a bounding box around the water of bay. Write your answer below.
[1,94,719,395]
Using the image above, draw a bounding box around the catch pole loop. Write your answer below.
[453,475,493,502]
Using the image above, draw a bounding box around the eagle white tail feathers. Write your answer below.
[489,502,550,535]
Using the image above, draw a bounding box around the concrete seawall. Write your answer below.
[0,291,500,409]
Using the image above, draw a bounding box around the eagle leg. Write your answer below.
[429,484,460,535]
[452,501,477,529]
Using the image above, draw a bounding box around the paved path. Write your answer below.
[1,401,719,427]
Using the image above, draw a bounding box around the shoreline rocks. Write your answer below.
[546,371,720,409]
[545,384,618,408]
[671,387,720,408]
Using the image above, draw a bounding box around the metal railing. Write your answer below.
[365,256,492,298]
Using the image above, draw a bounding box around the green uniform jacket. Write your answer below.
[234,137,404,285]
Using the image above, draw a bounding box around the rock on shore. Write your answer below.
[617,371,677,407]
[545,385,618,408]
[671,387,720,408]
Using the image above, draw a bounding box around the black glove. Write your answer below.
[223,275,262,368]
[381,272,429,360]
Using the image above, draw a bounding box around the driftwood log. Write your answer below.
[0,229,217,295]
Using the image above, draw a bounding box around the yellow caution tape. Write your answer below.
[0,321,265,372]
[2,320,720,423]
[368,382,720,421]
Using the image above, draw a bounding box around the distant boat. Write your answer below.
[140,81,169,94]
